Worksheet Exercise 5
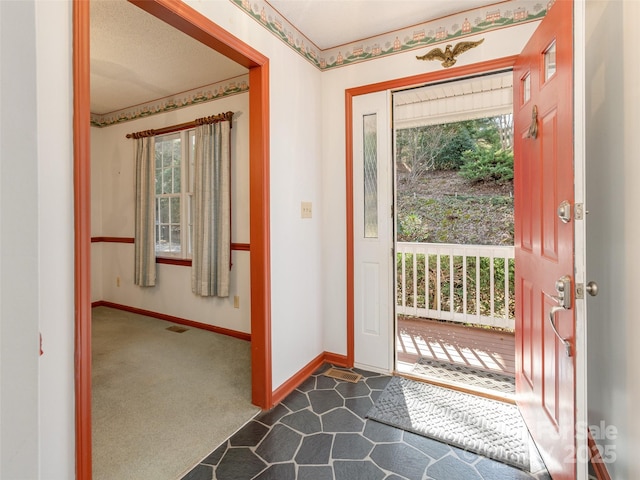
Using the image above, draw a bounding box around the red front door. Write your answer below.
[514,1,576,479]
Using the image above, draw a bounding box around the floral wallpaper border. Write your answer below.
[90,75,249,128]
[231,0,548,71]
[92,1,549,127]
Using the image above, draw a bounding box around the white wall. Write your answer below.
[10,1,639,477]
[1,1,75,478]
[91,93,252,334]
[36,1,75,477]
[585,1,640,477]
[319,22,540,356]
[187,1,325,389]
[0,2,40,478]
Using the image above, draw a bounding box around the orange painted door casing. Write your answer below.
[514,1,575,479]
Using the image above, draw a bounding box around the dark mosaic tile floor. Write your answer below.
[181,365,551,480]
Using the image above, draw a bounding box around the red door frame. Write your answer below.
[73,1,272,478]
[344,57,518,366]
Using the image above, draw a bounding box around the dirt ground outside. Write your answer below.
[396,169,514,246]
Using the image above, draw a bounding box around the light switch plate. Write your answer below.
[301,201,312,218]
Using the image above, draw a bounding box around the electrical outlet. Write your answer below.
[116,276,121,287]
[301,201,312,219]
[234,296,240,309]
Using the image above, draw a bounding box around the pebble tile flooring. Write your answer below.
[181,365,551,480]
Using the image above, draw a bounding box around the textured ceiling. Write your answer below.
[90,0,248,114]
[269,0,501,50]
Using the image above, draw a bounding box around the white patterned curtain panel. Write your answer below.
[134,135,157,287]
[191,118,231,297]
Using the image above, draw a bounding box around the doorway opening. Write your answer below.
[391,71,516,400]
[348,4,583,471]
[74,1,272,477]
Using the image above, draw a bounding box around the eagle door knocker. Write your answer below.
[416,38,484,68]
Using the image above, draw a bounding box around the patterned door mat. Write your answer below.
[412,357,516,396]
[366,376,532,471]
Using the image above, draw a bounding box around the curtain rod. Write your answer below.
[125,111,234,139]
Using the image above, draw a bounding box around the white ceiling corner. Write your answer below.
[267,0,501,50]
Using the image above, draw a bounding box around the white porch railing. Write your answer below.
[396,242,515,330]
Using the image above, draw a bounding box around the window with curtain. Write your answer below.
[132,111,233,296]
[154,130,195,258]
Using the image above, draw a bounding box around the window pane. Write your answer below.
[173,165,181,193]
[154,132,183,256]
[155,167,162,195]
[363,113,378,238]
[522,73,531,104]
[159,197,169,223]
[155,145,166,193]
[155,134,181,195]
[170,197,180,223]
[544,41,556,81]
[158,225,170,251]
[162,167,172,194]
[161,140,170,170]
[171,138,181,166]
[170,225,181,251]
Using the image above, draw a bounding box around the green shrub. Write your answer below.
[433,124,474,170]
[459,147,514,184]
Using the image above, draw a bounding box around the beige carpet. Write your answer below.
[92,307,260,480]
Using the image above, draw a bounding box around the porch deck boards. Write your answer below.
[396,316,515,376]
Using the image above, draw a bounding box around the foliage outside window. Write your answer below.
[395,114,514,246]
[395,115,513,185]
[155,130,195,257]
